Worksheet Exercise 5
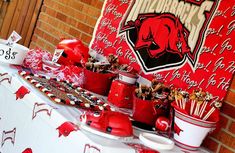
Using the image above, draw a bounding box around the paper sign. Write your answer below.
[89,0,235,100]
[6,31,22,47]
[52,49,64,63]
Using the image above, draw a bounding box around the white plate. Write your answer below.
[139,133,174,151]
[80,123,134,141]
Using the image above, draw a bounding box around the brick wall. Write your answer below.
[30,0,104,51]
[29,0,235,152]
[202,77,235,153]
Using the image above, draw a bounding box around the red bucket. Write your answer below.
[132,94,165,126]
[83,69,116,96]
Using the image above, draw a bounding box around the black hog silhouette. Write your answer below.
[135,13,191,58]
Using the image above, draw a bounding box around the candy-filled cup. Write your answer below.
[132,94,165,126]
[83,69,116,96]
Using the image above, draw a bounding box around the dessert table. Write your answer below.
[0,63,210,153]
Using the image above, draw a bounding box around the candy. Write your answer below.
[23,48,52,71]
[170,87,221,121]
[135,79,171,103]
[85,54,128,73]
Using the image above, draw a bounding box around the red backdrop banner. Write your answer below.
[90,0,235,100]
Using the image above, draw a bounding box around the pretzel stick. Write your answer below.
[175,95,179,107]
[139,84,142,95]
[180,98,183,109]
[183,98,186,109]
[178,93,184,109]
[190,100,195,115]
[194,102,201,116]
[143,94,146,100]
[203,107,215,121]
[183,98,187,110]
[194,103,199,116]
[180,91,188,110]
[199,101,207,118]
[92,63,95,72]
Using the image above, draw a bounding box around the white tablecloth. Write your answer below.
[0,63,210,153]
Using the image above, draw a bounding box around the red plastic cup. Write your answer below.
[132,94,160,126]
[83,69,116,96]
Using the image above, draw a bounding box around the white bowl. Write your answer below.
[139,133,174,151]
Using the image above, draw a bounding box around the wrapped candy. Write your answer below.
[23,48,52,71]
[54,65,84,86]
[23,48,85,86]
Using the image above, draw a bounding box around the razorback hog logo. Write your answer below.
[15,86,30,100]
[120,0,219,73]
[174,123,183,136]
[125,13,196,73]
[135,13,190,59]
[56,121,79,137]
